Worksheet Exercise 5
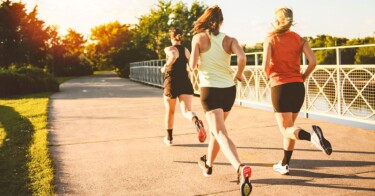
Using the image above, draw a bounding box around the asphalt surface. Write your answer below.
[49,72,375,195]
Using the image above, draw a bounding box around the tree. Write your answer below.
[45,25,64,75]
[0,0,27,67]
[169,1,207,51]
[20,6,50,68]
[354,37,375,64]
[88,21,135,70]
[0,1,49,68]
[56,29,92,76]
[136,0,173,59]
[134,0,206,59]
[63,28,86,55]
[309,35,348,64]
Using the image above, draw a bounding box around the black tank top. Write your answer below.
[165,45,188,78]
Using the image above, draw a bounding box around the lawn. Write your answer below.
[0,93,54,195]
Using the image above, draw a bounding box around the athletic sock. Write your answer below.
[298,129,311,141]
[192,116,199,123]
[167,129,173,140]
[282,150,293,166]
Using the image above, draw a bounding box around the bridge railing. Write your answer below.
[130,44,375,129]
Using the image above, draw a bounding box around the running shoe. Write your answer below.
[238,165,252,196]
[310,125,332,155]
[273,161,290,175]
[195,119,206,143]
[198,155,212,177]
[163,136,173,146]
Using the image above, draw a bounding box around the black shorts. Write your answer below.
[200,86,236,112]
[271,82,305,113]
[163,77,194,99]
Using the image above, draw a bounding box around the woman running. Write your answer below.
[190,6,252,196]
[161,28,206,146]
[262,7,332,175]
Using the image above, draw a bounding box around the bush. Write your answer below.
[0,67,59,97]
[115,64,130,78]
[53,54,93,77]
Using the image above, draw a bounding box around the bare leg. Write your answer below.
[177,94,197,121]
[283,113,300,149]
[163,96,177,129]
[275,113,298,149]
[206,111,230,166]
[275,112,306,150]
[205,109,241,171]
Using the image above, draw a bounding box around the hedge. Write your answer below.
[0,67,59,97]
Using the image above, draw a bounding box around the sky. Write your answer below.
[21,0,375,46]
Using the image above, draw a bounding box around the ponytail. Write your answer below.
[269,8,294,37]
[169,28,183,41]
[192,5,223,35]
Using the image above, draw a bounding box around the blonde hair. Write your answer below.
[169,28,183,41]
[269,7,294,36]
[192,5,223,35]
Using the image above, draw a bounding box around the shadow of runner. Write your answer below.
[289,159,375,170]
[175,158,375,192]
[0,105,34,195]
[251,178,375,192]
[237,146,375,155]
[291,169,375,180]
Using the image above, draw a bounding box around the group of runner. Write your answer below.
[160,5,332,196]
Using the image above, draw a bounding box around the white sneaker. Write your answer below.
[273,161,289,175]
[163,136,172,146]
[310,125,332,155]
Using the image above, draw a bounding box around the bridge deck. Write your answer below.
[49,72,375,195]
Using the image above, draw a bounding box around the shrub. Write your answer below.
[54,55,93,77]
[0,67,59,97]
[115,64,130,78]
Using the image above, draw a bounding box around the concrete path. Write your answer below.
[49,72,375,195]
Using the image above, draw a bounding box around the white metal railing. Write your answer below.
[130,44,375,129]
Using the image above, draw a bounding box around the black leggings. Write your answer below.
[271,82,305,113]
[200,86,236,112]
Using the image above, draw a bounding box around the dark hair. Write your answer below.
[169,28,183,41]
[192,5,223,35]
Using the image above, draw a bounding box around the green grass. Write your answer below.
[94,70,115,75]
[0,93,54,195]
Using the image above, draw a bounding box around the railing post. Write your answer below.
[336,47,342,116]
[255,54,259,102]
[152,60,155,84]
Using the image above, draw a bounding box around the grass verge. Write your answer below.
[0,93,54,195]
[56,76,74,84]
[94,70,115,75]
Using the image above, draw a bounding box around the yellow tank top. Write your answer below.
[198,32,234,88]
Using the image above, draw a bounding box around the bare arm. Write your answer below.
[185,48,192,71]
[301,40,317,81]
[161,46,178,73]
[262,37,272,78]
[231,38,246,82]
[189,35,200,70]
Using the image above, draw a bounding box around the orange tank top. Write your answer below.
[269,31,304,87]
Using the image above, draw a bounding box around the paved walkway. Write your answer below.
[49,72,375,195]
